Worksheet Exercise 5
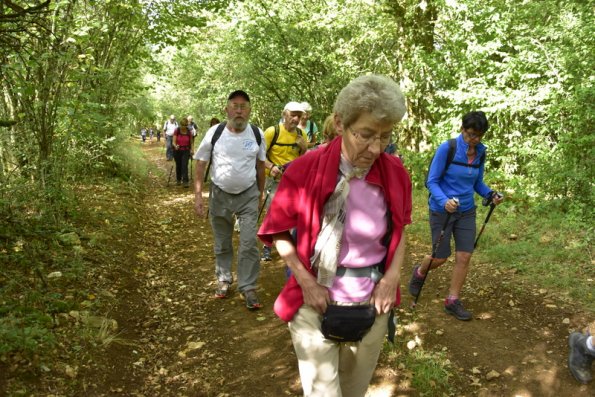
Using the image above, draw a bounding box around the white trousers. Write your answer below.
[288,305,388,397]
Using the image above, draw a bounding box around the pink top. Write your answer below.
[330,177,387,302]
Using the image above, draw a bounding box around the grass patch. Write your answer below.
[383,340,456,396]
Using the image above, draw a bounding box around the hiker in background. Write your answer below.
[258,75,410,396]
[149,127,154,142]
[408,111,504,321]
[140,127,147,143]
[260,101,307,261]
[163,114,178,161]
[320,113,338,146]
[187,115,198,142]
[173,117,193,187]
[298,102,319,148]
[193,90,266,310]
[568,322,595,384]
[156,125,161,142]
[209,117,220,127]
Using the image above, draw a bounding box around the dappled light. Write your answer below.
[1,0,593,396]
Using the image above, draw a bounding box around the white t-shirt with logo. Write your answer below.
[164,120,178,136]
[194,124,266,194]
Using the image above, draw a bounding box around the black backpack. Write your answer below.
[266,124,303,164]
[204,122,262,182]
[425,138,486,188]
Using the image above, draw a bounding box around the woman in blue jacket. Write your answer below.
[409,111,503,320]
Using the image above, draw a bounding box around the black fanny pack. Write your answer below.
[320,304,376,343]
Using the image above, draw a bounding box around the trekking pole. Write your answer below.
[257,189,271,222]
[412,197,459,308]
[190,158,193,181]
[167,164,174,186]
[474,192,503,248]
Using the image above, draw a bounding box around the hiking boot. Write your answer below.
[444,299,472,321]
[215,281,230,299]
[261,246,272,261]
[176,180,181,186]
[568,332,594,384]
[183,181,189,188]
[408,265,425,297]
[243,289,263,311]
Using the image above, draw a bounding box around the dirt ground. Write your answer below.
[2,141,593,396]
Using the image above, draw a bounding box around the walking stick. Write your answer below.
[257,189,270,222]
[412,198,459,308]
[167,164,174,186]
[190,158,193,181]
[474,192,502,248]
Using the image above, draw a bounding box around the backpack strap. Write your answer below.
[266,125,281,163]
[440,138,457,179]
[251,124,262,146]
[447,138,486,170]
[204,122,227,182]
[307,121,314,142]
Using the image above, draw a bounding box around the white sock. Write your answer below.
[586,335,595,354]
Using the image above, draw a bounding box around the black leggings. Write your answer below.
[173,150,190,183]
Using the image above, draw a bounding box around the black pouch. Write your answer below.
[320,304,376,342]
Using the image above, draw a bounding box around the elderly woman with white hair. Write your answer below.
[258,75,411,397]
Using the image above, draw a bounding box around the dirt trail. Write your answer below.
[76,142,593,396]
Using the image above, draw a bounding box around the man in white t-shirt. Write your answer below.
[193,90,266,310]
[163,114,178,161]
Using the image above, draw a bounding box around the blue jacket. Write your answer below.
[426,134,492,213]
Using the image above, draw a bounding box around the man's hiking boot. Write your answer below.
[444,299,472,321]
[568,332,594,384]
[408,265,425,297]
[261,246,272,261]
[243,289,263,311]
[183,182,189,188]
[215,281,230,299]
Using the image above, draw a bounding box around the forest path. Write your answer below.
[80,141,593,397]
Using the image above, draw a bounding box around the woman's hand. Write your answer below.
[444,198,459,213]
[370,277,398,315]
[274,232,330,314]
[492,193,504,205]
[298,275,330,315]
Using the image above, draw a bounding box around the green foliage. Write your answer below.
[0,316,56,356]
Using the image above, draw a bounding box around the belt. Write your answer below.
[214,182,256,196]
[329,300,371,307]
[335,265,382,283]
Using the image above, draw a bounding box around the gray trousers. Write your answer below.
[165,135,174,160]
[209,183,260,293]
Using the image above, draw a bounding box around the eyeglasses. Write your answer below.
[464,129,484,140]
[349,127,392,146]
[229,103,250,111]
